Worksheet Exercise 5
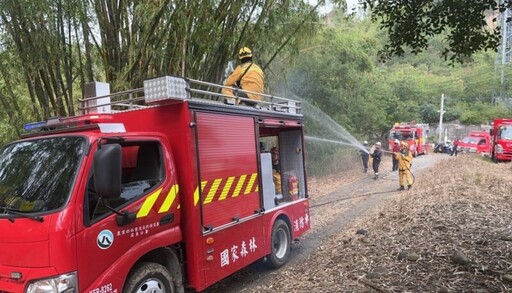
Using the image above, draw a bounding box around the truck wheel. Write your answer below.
[124,262,174,293]
[267,219,291,269]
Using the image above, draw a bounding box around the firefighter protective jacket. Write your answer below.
[223,61,264,101]
[395,149,413,171]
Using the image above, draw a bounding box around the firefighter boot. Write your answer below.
[407,185,413,190]
[398,186,405,191]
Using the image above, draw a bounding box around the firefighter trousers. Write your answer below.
[399,169,413,187]
[221,87,258,105]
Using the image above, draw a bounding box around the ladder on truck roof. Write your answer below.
[79,76,302,116]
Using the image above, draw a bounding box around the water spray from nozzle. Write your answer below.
[282,93,370,153]
[306,136,365,149]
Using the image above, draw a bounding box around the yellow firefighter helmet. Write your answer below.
[238,47,253,59]
[401,141,408,148]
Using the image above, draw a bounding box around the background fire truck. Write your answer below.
[0,76,310,293]
[457,131,491,155]
[490,118,512,163]
[388,122,430,156]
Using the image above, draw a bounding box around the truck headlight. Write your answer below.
[26,272,77,293]
[496,144,503,154]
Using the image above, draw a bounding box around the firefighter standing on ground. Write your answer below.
[451,137,459,157]
[391,139,400,171]
[221,47,265,105]
[360,141,370,173]
[395,141,414,190]
[370,142,382,179]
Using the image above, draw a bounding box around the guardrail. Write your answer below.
[79,76,302,115]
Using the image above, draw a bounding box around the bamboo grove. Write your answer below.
[0,0,326,139]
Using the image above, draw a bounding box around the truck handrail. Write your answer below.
[187,78,301,103]
[78,76,302,115]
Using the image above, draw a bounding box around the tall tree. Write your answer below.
[360,0,506,63]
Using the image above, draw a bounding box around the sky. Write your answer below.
[313,0,360,14]
[344,0,359,10]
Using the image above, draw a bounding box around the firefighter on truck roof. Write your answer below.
[221,47,265,105]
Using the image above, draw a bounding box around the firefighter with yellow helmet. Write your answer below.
[221,47,265,105]
[395,141,414,190]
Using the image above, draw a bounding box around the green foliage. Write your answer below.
[361,0,505,64]
[0,121,17,146]
[419,104,439,124]
[274,10,511,174]
[452,102,512,124]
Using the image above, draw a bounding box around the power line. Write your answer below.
[424,70,495,87]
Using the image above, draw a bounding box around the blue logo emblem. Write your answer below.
[97,230,114,250]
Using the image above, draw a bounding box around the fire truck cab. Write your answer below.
[388,122,429,156]
[490,118,512,162]
[0,76,310,293]
[458,131,491,155]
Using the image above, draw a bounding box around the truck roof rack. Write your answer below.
[78,76,302,116]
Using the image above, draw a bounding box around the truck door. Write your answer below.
[194,112,264,286]
[278,129,306,201]
[76,139,177,292]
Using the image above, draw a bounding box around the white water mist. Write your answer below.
[286,92,369,153]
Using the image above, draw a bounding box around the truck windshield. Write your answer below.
[390,131,403,140]
[390,131,413,140]
[0,137,86,214]
[462,136,480,144]
[499,126,512,140]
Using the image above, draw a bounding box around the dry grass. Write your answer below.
[252,155,512,292]
[308,155,394,202]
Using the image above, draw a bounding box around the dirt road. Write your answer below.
[204,153,446,292]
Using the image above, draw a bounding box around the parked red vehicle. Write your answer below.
[0,76,310,293]
[457,131,491,155]
[490,118,512,162]
[388,122,430,156]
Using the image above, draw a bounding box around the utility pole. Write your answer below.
[499,8,509,104]
[437,93,445,143]
[494,6,512,105]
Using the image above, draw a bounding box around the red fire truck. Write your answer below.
[0,76,310,292]
[490,118,512,162]
[457,131,491,155]
[388,122,430,156]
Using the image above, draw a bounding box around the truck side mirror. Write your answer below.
[93,144,122,199]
